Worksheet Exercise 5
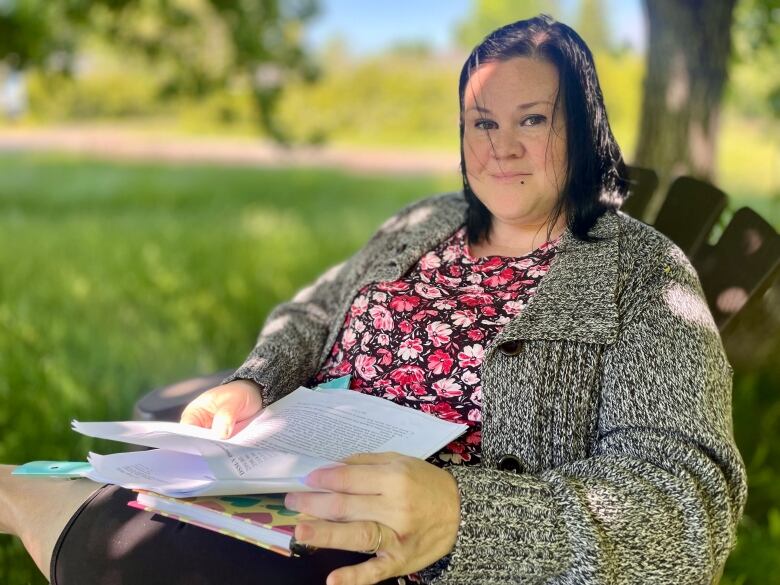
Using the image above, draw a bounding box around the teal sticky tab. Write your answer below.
[12,461,93,478]
[317,375,351,390]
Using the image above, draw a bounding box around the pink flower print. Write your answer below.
[409,382,427,396]
[384,385,406,401]
[433,401,462,422]
[415,282,442,299]
[398,338,423,360]
[372,291,388,303]
[354,354,378,380]
[341,328,357,351]
[389,364,425,385]
[511,258,535,270]
[496,291,513,300]
[389,294,420,313]
[433,378,462,397]
[376,333,390,346]
[377,281,409,292]
[480,305,497,317]
[474,257,504,272]
[350,295,369,316]
[369,306,393,330]
[419,252,441,271]
[467,329,485,341]
[360,332,372,352]
[483,268,515,288]
[528,264,550,278]
[466,273,483,284]
[426,321,452,347]
[332,359,352,376]
[460,284,485,293]
[459,292,493,307]
[461,370,479,385]
[448,264,463,277]
[412,309,439,321]
[434,272,460,287]
[433,298,457,311]
[447,441,465,454]
[376,348,393,366]
[467,408,482,422]
[399,319,413,334]
[471,386,483,406]
[458,344,485,368]
[427,349,454,375]
[442,245,460,263]
[452,310,476,327]
[466,429,481,444]
[354,319,366,333]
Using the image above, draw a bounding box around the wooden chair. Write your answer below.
[652,176,728,258]
[693,207,780,333]
[620,165,659,222]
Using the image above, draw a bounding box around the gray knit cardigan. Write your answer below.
[224,192,747,584]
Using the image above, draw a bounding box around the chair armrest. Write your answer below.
[132,369,235,422]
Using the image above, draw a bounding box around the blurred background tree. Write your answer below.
[0,0,320,142]
[635,0,778,196]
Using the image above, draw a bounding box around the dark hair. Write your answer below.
[459,14,628,245]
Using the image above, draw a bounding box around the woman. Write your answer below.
[0,15,746,585]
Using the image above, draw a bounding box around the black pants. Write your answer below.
[51,485,402,585]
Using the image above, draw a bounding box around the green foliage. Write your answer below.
[573,0,612,53]
[729,0,780,118]
[454,0,563,50]
[275,52,460,148]
[0,0,320,141]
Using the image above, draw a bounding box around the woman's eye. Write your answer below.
[521,115,547,127]
[474,119,498,130]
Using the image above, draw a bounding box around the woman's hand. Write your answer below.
[179,379,263,439]
[284,452,461,585]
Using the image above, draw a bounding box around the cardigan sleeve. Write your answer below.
[427,256,748,584]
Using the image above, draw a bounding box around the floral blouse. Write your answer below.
[311,226,560,467]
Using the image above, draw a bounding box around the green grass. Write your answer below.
[0,153,457,582]
[0,154,777,584]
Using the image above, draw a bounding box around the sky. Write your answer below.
[305,0,646,55]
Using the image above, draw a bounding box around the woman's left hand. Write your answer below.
[284,452,461,585]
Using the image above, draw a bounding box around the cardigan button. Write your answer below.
[498,339,523,356]
[498,454,524,474]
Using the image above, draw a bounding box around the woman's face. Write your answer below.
[462,56,567,231]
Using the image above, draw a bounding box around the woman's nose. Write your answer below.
[491,131,525,159]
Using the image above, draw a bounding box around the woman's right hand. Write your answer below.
[179,379,264,439]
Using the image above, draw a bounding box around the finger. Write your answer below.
[293,519,390,554]
[211,409,235,439]
[285,493,388,524]
[305,463,389,494]
[339,452,402,466]
[326,555,396,585]
[179,404,214,429]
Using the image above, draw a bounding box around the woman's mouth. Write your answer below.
[490,172,532,182]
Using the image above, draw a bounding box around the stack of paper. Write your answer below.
[74,385,468,497]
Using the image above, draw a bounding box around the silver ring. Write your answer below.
[363,522,383,555]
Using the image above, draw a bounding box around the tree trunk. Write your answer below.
[634,0,737,219]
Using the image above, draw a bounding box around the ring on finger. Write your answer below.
[362,521,383,555]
